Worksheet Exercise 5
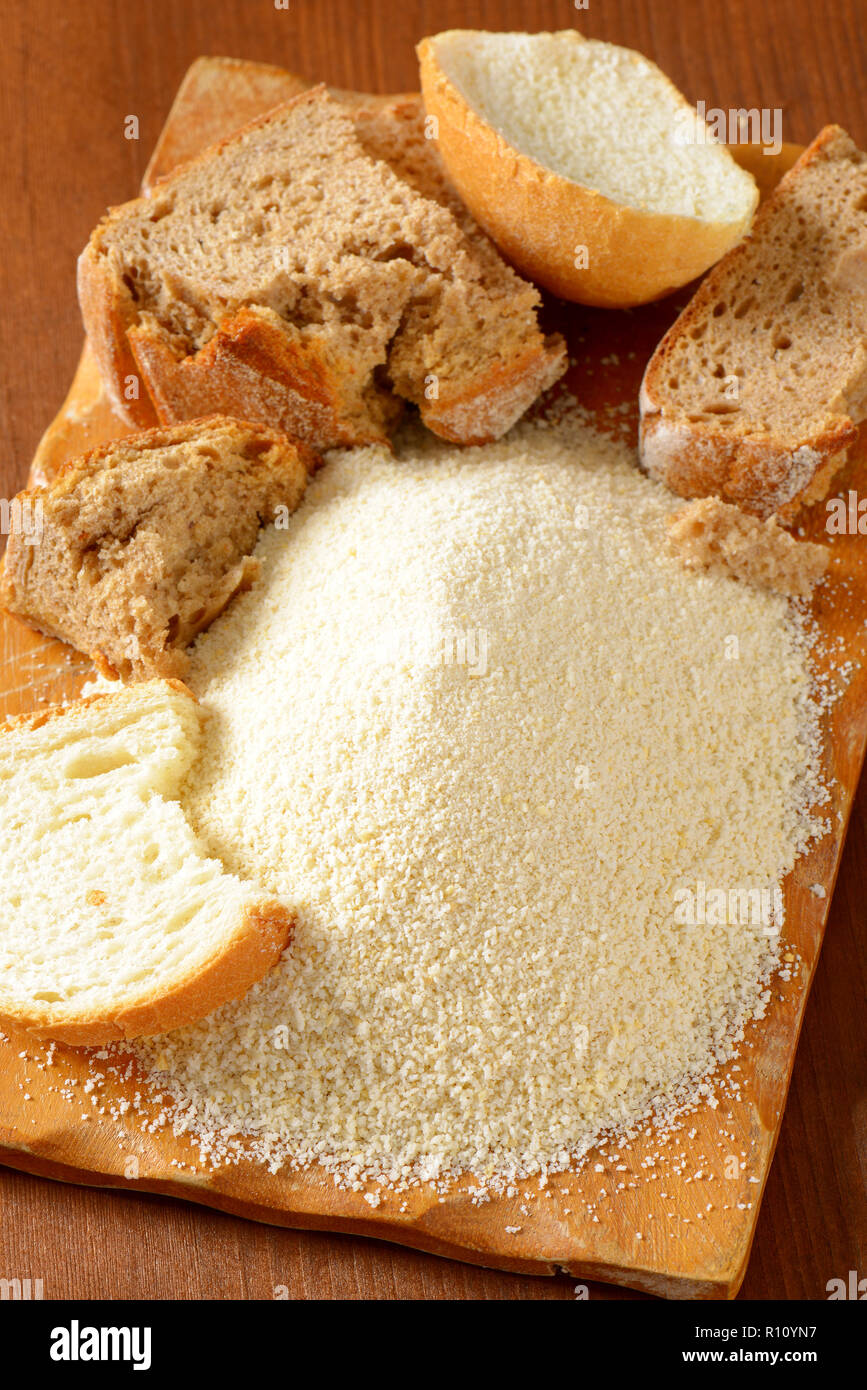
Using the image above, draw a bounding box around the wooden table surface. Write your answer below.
[1,0,865,1301]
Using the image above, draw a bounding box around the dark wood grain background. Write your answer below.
[1,0,865,1301]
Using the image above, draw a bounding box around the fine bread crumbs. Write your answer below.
[120,416,827,1190]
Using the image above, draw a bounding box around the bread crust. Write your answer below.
[422,339,566,444]
[0,682,295,1045]
[417,34,758,310]
[0,899,293,1046]
[1,415,314,679]
[76,241,159,429]
[0,677,195,733]
[79,85,563,448]
[639,407,854,522]
[126,307,397,451]
[639,125,863,519]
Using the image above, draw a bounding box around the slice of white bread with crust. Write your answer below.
[640,125,867,520]
[418,29,758,308]
[667,497,829,597]
[0,680,293,1045]
[78,86,566,449]
[1,416,310,681]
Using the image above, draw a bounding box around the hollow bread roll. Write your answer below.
[418,29,758,307]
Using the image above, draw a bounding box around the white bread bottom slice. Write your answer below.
[640,125,867,520]
[0,680,293,1045]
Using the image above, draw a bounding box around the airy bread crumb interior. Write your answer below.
[431,30,756,221]
[0,681,291,1041]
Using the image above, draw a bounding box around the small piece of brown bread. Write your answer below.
[1,416,310,680]
[667,497,829,598]
[78,86,566,450]
[640,125,867,520]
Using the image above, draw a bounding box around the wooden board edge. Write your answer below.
[0,1140,740,1297]
[0,1146,567,1285]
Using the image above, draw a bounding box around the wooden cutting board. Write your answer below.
[0,58,861,1300]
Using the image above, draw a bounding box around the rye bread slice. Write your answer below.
[78,87,566,450]
[1,416,310,680]
[640,125,867,520]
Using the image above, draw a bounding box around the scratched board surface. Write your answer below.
[0,58,864,1299]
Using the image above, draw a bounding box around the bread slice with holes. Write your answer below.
[77,86,566,449]
[640,125,867,520]
[1,416,310,680]
[0,680,293,1044]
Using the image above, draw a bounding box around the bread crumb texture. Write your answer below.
[431,30,754,220]
[127,418,827,1187]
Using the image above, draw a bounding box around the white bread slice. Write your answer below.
[640,125,867,520]
[1,416,310,681]
[78,86,565,449]
[418,29,758,308]
[667,497,828,597]
[0,680,293,1045]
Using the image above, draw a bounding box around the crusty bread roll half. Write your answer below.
[418,29,759,308]
[639,125,867,521]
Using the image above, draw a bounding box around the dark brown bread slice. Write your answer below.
[640,126,867,520]
[1,416,310,680]
[78,87,566,450]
